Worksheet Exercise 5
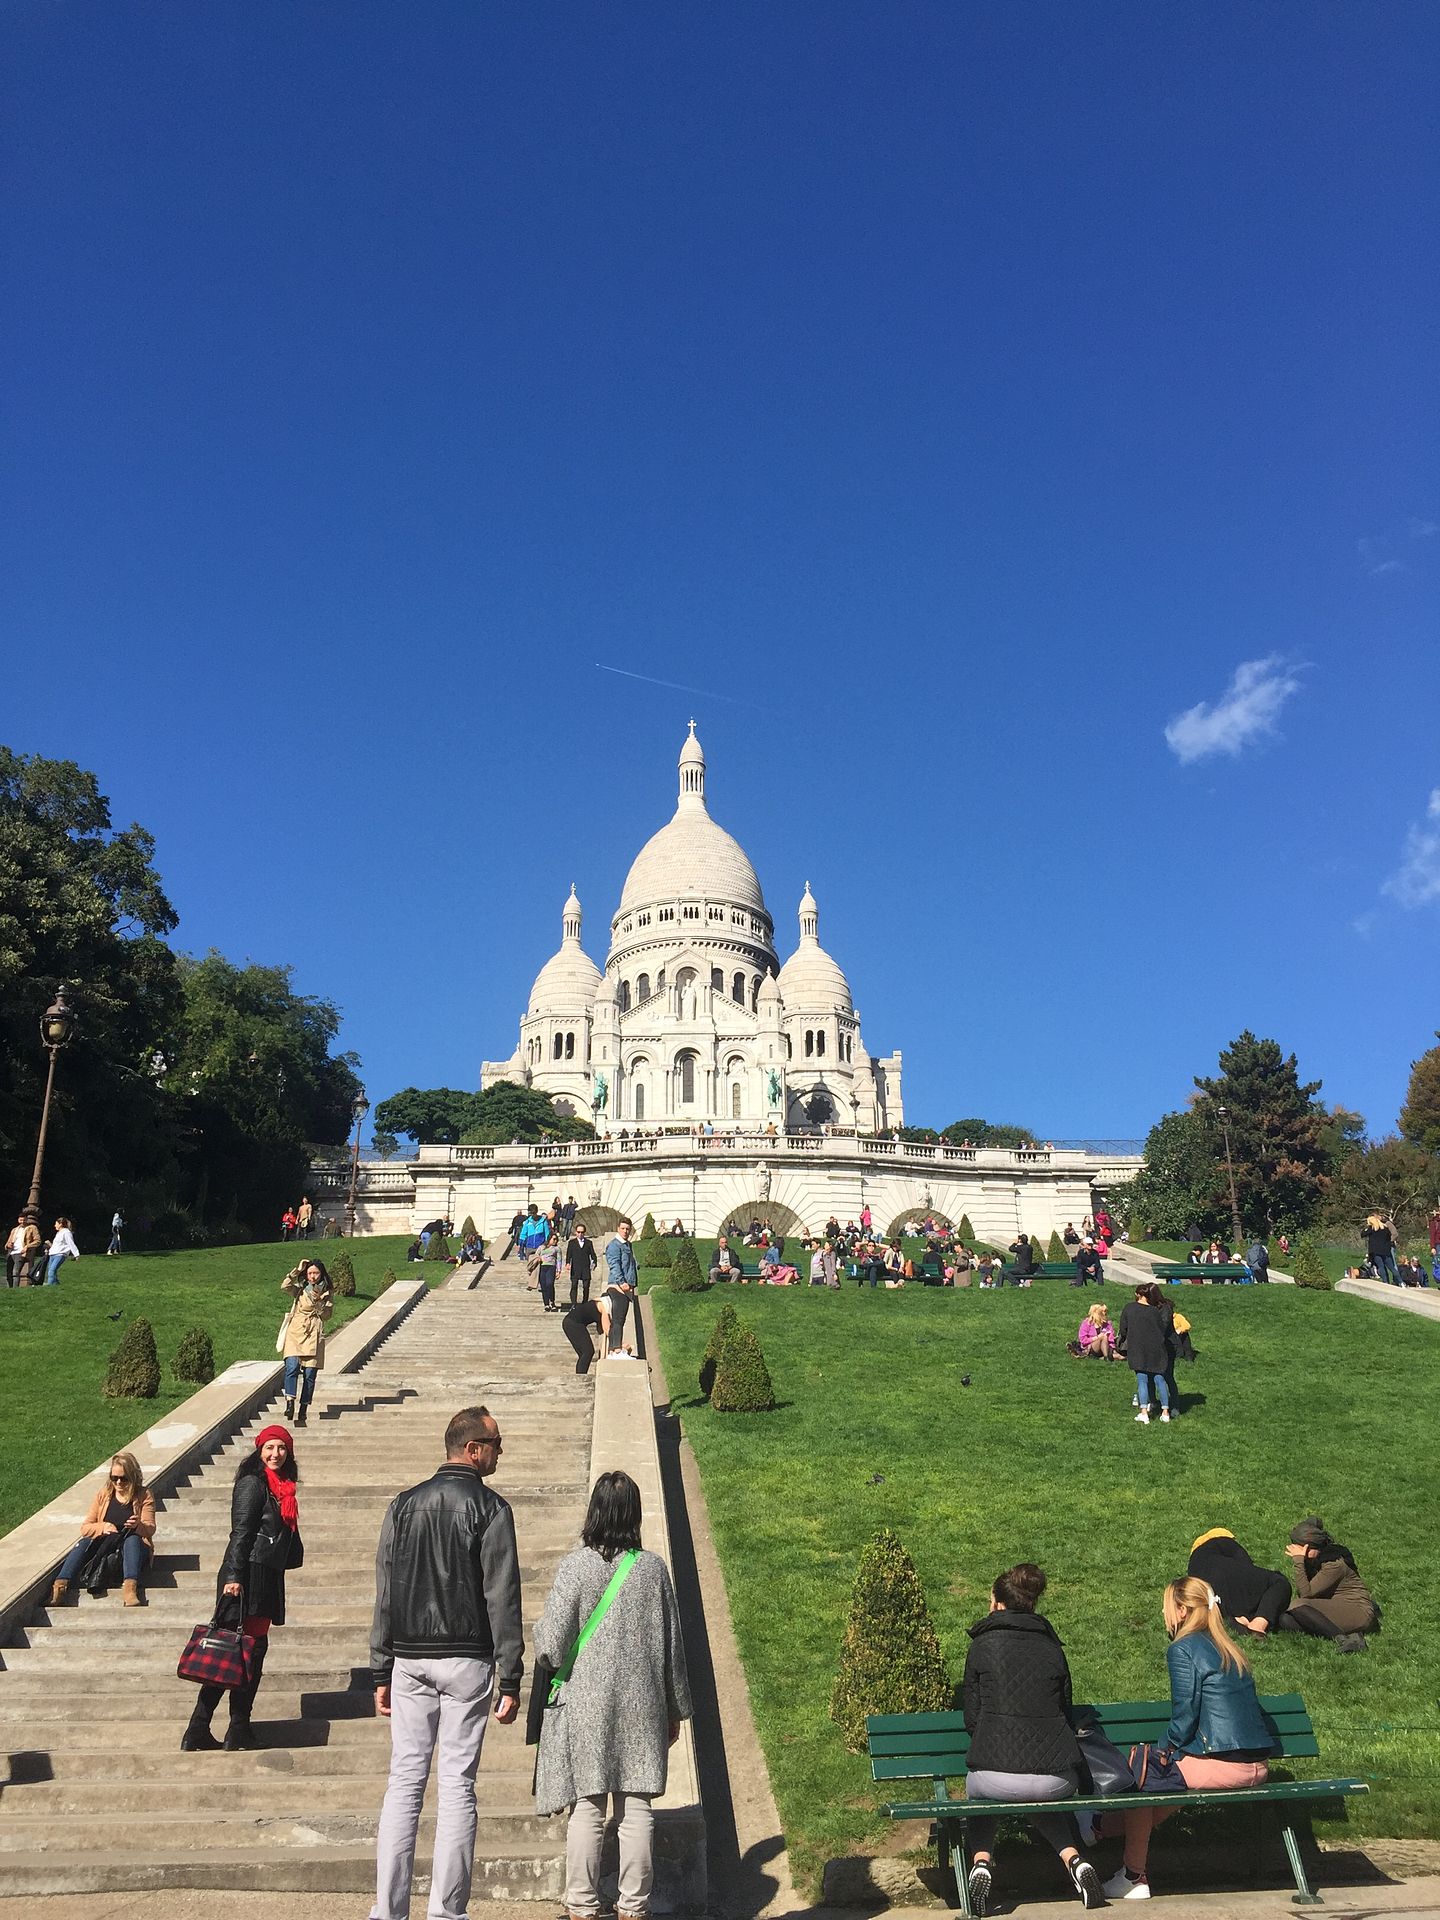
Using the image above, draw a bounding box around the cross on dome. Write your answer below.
[678,720,706,803]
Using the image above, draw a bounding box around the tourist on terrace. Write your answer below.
[534,1471,692,1920]
[1099,1577,1273,1901]
[1187,1530,1291,1637]
[281,1258,334,1427]
[182,1425,300,1751]
[960,1562,1104,1915]
[50,1449,155,1608]
[1279,1519,1377,1651]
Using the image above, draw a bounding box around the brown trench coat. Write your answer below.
[281,1270,334,1366]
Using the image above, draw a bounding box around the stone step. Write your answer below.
[0,1801,557,1851]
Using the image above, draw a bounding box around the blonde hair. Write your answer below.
[110,1451,145,1501]
[1164,1575,1249,1674]
[1088,1301,1111,1325]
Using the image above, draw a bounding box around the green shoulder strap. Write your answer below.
[548,1549,639,1704]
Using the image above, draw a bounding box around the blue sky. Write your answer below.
[5,2,1436,1141]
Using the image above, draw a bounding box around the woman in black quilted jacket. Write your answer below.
[960,1563,1102,1915]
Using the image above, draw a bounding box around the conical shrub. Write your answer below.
[459,1215,479,1244]
[1047,1230,1067,1264]
[329,1249,357,1297]
[1291,1237,1333,1290]
[172,1326,215,1385]
[668,1236,707,1291]
[104,1318,160,1399]
[711,1323,776,1412]
[958,1214,976,1244]
[382,1265,399,1289]
[424,1233,451,1263]
[830,1528,951,1752]
[699,1303,738,1397]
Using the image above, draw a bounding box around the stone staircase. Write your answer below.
[0,1272,593,1899]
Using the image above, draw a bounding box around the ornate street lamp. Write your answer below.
[24,986,76,1224]
[344,1089,370,1239]
[1216,1104,1244,1250]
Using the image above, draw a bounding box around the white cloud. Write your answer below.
[1164,656,1303,765]
[1358,517,1437,576]
[1382,789,1440,908]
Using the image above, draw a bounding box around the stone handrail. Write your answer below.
[383,1135,1141,1177]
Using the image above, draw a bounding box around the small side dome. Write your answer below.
[528,889,603,1013]
[776,882,853,1012]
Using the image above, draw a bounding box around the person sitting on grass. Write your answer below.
[960,1562,1104,1915]
[1100,1577,1274,1902]
[1279,1518,1378,1652]
[1074,1300,1115,1359]
[1187,1529,1291,1637]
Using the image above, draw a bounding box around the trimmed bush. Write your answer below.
[458,1215,480,1244]
[1047,1230,1068,1264]
[424,1233,451,1263]
[668,1237,708,1292]
[830,1528,951,1752]
[382,1266,399,1290]
[1291,1237,1333,1290]
[104,1318,160,1399]
[641,1212,658,1241]
[329,1249,357,1297]
[711,1323,776,1413]
[958,1214,976,1244]
[172,1326,215,1386]
[699,1303,738,1397]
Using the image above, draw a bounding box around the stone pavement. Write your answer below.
[0,1269,594,1901]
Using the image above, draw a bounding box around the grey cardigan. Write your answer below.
[533,1545,692,1815]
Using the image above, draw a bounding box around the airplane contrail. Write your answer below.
[595,662,747,705]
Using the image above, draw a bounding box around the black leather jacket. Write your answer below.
[370,1464,524,1693]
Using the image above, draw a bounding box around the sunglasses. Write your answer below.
[109,1473,128,1483]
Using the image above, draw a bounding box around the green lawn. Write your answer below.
[649,1280,1440,1893]
[1132,1238,1411,1287]
[0,1236,432,1536]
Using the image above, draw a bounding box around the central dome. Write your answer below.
[616,725,768,918]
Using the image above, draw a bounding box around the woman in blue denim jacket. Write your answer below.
[1103,1576,1274,1901]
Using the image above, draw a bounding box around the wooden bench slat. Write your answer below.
[880,1777,1367,1820]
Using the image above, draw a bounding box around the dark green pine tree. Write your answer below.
[1193,1031,1330,1234]
[1399,1034,1440,1154]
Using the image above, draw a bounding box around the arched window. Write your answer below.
[634,1082,645,1120]
[637,973,650,1002]
[565,1032,575,1060]
[750,977,760,1011]
[711,967,724,994]
[553,1033,563,1060]
[617,980,631,1013]
[731,1082,742,1119]
[657,970,666,994]
[677,1052,696,1104]
[805,1030,814,1058]
[732,971,745,1003]
[816,1030,826,1057]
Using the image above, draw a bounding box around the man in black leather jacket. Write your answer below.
[369,1405,524,1920]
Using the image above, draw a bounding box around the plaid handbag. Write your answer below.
[177,1596,254,1692]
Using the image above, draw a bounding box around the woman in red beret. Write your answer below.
[182,1423,302,1752]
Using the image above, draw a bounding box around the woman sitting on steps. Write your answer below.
[50,1450,155,1608]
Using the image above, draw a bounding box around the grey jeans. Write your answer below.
[370,1655,494,1920]
[965,1768,1076,1856]
[566,1791,654,1917]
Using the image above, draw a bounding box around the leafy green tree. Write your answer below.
[699,1302,738,1396]
[830,1529,951,1752]
[172,1327,215,1385]
[897,1125,940,1143]
[370,1129,400,1160]
[105,1318,160,1398]
[940,1119,1034,1148]
[372,1087,477,1146]
[462,1081,595,1144]
[1399,1036,1440,1154]
[1193,1032,1331,1232]
[1322,1137,1438,1239]
[1127,1110,1226,1240]
[711,1323,776,1412]
[668,1236,707,1291]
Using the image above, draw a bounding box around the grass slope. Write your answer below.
[0,1236,426,1536]
[650,1281,1439,1891]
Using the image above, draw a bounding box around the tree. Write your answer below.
[896,1125,941,1144]
[370,1129,400,1161]
[328,1248,357,1297]
[1046,1230,1067,1264]
[460,1081,595,1145]
[172,1327,215,1385]
[1322,1137,1438,1239]
[424,1233,451,1262]
[940,1118,1035,1148]
[830,1529,951,1752]
[711,1324,776,1412]
[699,1303,738,1396]
[1193,1032,1331,1233]
[957,1214,976,1243]
[1400,1036,1440,1154]
[104,1318,160,1398]
[1290,1237,1333,1290]
[668,1236,707,1291]
[1127,1110,1227,1241]
[372,1087,476,1146]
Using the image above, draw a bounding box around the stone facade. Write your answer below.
[481,725,903,1134]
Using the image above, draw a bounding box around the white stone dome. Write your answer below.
[616,725,769,918]
[528,887,603,1012]
[777,883,853,1012]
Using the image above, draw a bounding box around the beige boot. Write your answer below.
[49,1579,69,1606]
[122,1579,142,1607]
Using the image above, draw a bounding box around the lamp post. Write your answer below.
[344,1090,370,1239]
[24,986,76,1225]
[1216,1103,1244,1250]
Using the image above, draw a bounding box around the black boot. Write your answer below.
[284,1398,295,1422]
[182,1684,225,1751]
[224,1638,266,1749]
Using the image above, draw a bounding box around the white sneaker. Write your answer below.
[1134,1409,1150,1423]
[1159,1409,1171,1422]
[1102,1867,1151,1900]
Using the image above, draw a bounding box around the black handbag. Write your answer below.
[1128,1741,1189,1793]
[1075,1723,1137,1795]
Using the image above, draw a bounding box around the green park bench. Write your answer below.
[867,1694,1365,1914]
[1153,1263,1253,1283]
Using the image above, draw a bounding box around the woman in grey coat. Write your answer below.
[535,1471,692,1920]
